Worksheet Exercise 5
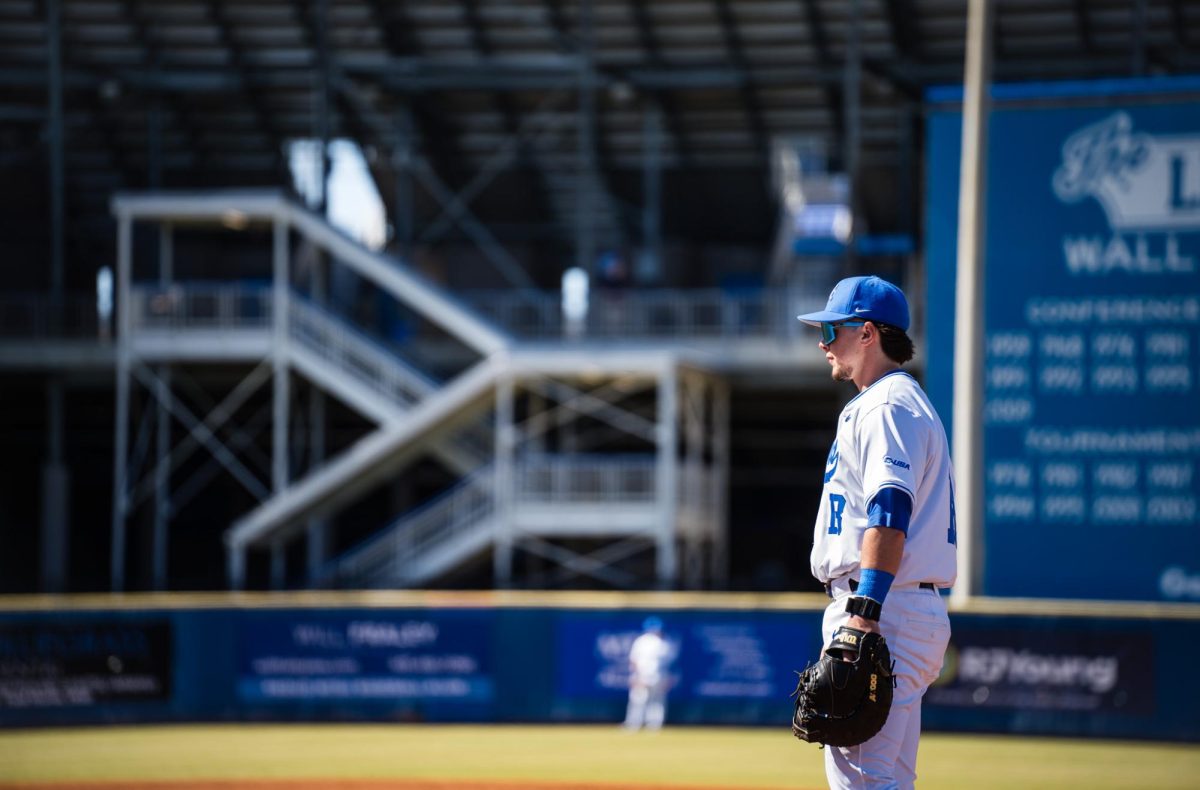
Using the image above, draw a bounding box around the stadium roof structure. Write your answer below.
[3,1,1199,289]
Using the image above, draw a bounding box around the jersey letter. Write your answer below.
[828,493,847,535]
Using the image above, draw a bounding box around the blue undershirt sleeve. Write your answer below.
[866,486,913,535]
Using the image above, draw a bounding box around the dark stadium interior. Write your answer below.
[2,1,1198,594]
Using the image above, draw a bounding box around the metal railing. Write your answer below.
[288,297,438,410]
[462,287,824,340]
[514,454,657,503]
[330,466,496,587]
[129,283,272,330]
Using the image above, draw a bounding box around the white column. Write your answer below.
[111,212,132,592]
[493,371,516,586]
[712,376,731,588]
[152,223,173,591]
[952,0,993,604]
[655,361,678,588]
[272,218,290,495]
[228,543,246,591]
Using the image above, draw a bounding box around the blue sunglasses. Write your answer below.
[819,320,867,345]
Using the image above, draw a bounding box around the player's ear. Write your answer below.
[860,321,875,344]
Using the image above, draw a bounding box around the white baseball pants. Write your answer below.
[821,583,951,790]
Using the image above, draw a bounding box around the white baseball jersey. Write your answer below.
[628,631,672,684]
[812,370,958,588]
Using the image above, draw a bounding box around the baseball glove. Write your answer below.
[791,625,894,747]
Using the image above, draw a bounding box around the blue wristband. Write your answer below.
[856,568,895,604]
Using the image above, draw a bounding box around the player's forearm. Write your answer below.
[847,527,906,632]
[860,526,904,576]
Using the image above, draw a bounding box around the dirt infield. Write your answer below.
[0,772,803,790]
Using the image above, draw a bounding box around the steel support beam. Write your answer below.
[640,102,663,282]
[111,213,133,591]
[152,224,173,590]
[40,379,69,593]
[575,0,598,274]
[494,371,516,587]
[655,362,678,588]
[844,0,863,269]
[46,0,63,320]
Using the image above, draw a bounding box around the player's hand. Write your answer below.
[845,614,880,634]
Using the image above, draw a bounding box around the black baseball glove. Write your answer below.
[791,625,895,747]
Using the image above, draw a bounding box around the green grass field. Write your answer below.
[0,724,1197,789]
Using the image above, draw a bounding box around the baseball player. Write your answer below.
[623,616,673,730]
[797,275,957,789]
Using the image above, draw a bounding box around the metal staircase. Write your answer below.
[322,466,497,589]
[108,190,784,593]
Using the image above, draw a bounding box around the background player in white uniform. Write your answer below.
[798,276,957,789]
[624,616,673,730]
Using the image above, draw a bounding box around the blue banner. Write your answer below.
[555,614,811,702]
[925,80,1200,601]
[237,611,493,705]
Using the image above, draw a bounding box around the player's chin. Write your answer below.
[831,365,853,382]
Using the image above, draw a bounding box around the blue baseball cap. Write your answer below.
[642,616,663,632]
[797,275,910,331]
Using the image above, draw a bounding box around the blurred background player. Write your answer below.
[797,276,957,789]
[624,616,673,731]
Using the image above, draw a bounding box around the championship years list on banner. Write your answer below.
[926,82,1200,602]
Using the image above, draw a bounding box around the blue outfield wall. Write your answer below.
[0,594,1197,741]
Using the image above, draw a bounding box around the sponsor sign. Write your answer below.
[237,613,493,703]
[0,621,171,708]
[926,625,1154,715]
[926,85,1200,600]
[555,615,804,701]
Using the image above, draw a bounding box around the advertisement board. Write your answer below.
[236,611,493,708]
[926,623,1154,715]
[925,79,1200,601]
[554,613,811,704]
[0,620,171,709]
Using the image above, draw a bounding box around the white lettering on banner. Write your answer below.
[1092,332,1136,358]
[1161,567,1200,599]
[988,462,1031,487]
[1042,496,1085,521]
[1093,496,1142,523]
[1053,112,1200,231]
[987,333,1032,357]
[1024,428,1200,454]
[1146,332,1189,356]
[1040,334,1084,358]
[346,621,438,648]
[988,365,1030,389]
[1042,462,1083,488]
[1039,365,1084,393]
[1026,296,1200,325]
[1147,496,1197,523]
[1062,234,1195,274]
[1145,364,1192,390]
[958,647,1119,694]
[988,495,1035,520]
[985,398,1033,424]
[1148,462,1193,488]
[1094,463,1138,489]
